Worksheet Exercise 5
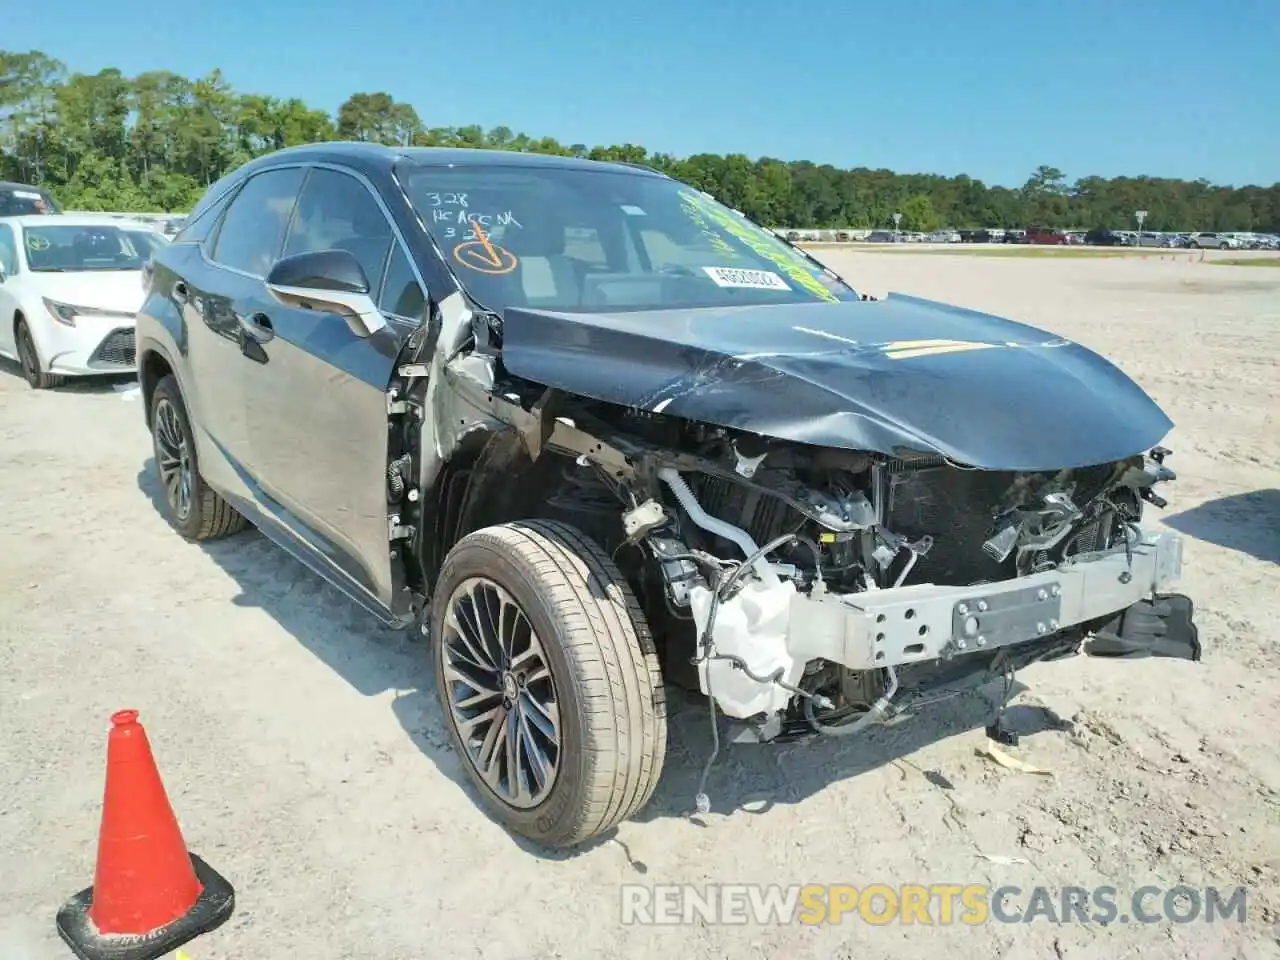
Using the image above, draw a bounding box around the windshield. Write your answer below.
[0,187,61,216]
[22,224,146,272]
[122,228,170,258]
[396,163,856,313]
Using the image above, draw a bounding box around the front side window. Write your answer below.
[0,224,17,275]
[21,224,146,273]
[396,163,856,313]
[282,168,395,292]
[210,167,306,276]
[378,245,426,321]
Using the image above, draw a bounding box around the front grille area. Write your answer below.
[90,328,136,367]
[884,460,1120,585]
[885,464,1015,585]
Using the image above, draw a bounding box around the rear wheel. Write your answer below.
[431,519,667,848]
[15,317,64,390]
[150,375,247,541]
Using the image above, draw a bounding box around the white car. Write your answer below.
[1186,232,1240,250]
[0,214,157,389]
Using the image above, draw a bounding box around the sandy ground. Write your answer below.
[1,251,1278,960]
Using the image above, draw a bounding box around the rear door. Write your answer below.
[240,164,428,617]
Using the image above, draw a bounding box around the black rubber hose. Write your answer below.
[715,533,800,600]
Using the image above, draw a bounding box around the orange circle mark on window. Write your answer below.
[452,217,519,275]
[453,241,517,276]
[453,240,519,275]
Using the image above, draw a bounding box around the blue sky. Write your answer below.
[13,0,1279,187]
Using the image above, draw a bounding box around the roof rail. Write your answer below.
[611,160,668,176]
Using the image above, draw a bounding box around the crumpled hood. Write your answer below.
[498,293,1173,471]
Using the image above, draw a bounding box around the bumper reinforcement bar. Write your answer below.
[787,531,1184,671]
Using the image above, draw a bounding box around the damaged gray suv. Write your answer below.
[136,143,1200,848]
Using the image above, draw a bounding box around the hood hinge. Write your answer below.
[387,388,408,416]
[388,514,413,541]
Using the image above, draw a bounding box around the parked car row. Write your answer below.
[1082,229,1279,250]
[776,223,1279,249]
[64,210,189,237]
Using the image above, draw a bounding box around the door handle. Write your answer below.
[242,313,275,343]
[172,280,189,304]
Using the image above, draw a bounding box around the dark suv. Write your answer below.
[0,181,62,216]
[1083,228,1125,247]
[135,143,1197,848]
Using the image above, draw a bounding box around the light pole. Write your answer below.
[1135,209,1147,241]
[892,212,902,241]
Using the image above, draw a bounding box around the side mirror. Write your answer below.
[265,249,386,337]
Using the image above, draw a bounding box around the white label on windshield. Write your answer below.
[13,190,41,199]
[702,266,790,290]
[621,205,646,216]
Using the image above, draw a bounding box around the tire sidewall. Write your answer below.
[15,320,41,388]
[431,533,596,845]
[150,377,204,540]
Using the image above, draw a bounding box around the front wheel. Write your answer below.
[431,519,667,848]
[15,318,64,390]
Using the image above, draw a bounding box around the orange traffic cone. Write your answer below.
[56,710,235,960]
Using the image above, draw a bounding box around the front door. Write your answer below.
[239,166,426,617]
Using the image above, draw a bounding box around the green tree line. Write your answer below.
[3,49,1277,232]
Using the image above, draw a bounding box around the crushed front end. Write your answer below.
[620,430,1199,744]
[423,336,1200,749]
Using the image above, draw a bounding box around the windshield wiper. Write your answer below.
[776,234,861,299]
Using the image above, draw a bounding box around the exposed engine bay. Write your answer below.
[397,333,1188,748]
[586,405,1178,736]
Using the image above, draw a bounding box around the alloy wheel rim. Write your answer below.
[154,399,193,521]
[441,576,561,809]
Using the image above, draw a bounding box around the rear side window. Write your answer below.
[174,188,237,246]
[209,167,306,276]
